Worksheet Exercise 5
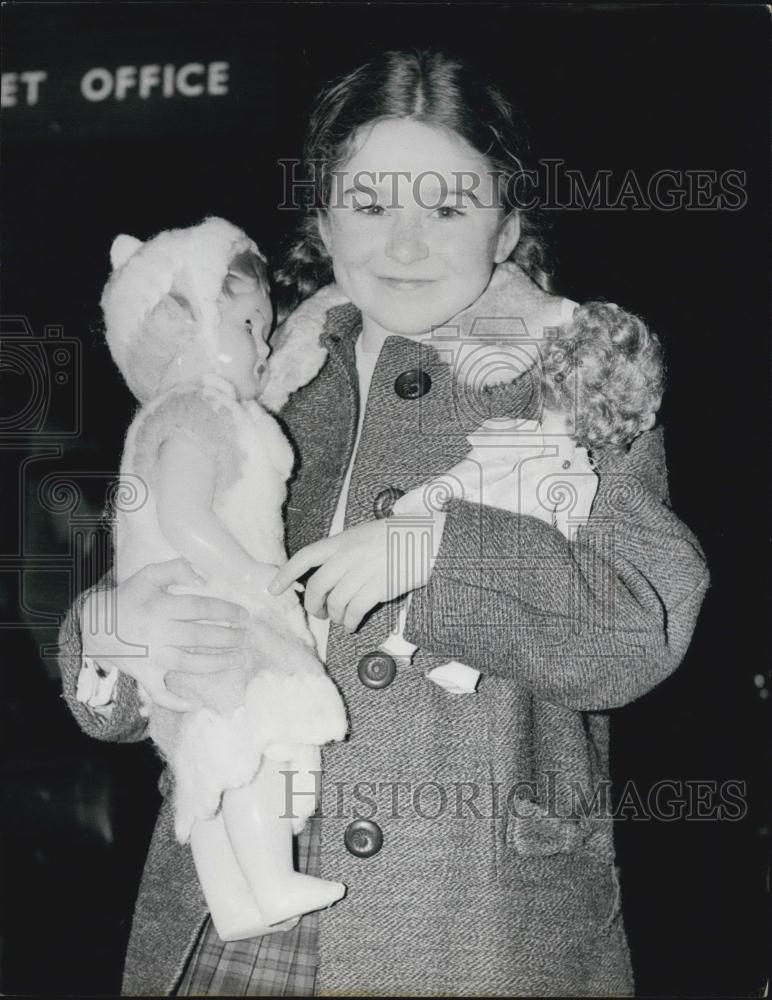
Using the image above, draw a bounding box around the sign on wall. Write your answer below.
[3,62,231,107]
[2,9,280,143]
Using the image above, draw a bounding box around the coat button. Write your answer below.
[357,652,397,689]
[394,369,431,399]
[344,819,383,858]
[372,486,405,519]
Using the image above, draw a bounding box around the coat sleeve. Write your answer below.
[402,425,709,711]
[57,572,149,743]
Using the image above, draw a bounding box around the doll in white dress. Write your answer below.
[394,296,665,529]
[100,217,348,939]
[384,294,665,691]
[257,264,664,694]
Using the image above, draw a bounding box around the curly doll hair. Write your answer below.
[273,49,555,319]
[542,302,666,453]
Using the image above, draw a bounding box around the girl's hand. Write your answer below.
[267,515,446,633]
[80,557,252,713]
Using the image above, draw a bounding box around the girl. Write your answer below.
[59,49,708,996]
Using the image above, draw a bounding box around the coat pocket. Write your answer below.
[502,800,624,936]
[505,797,590,856]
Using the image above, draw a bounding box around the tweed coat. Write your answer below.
[58,299,709,996]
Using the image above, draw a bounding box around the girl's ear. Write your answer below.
[494,212,521,264]
[110,234,143,270]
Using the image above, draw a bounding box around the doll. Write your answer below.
[100,217,348,939]
[259,262,664,694]
[383,287,665,692]
[392,291,666,532]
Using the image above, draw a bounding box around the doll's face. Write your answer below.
[214,268,272,400]
[540,407,581,462]
[317,118,520,338]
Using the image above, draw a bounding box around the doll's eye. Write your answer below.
[166,292,195,324]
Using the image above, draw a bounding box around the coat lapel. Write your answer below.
[278,303,361,557]
[277,299,551,556]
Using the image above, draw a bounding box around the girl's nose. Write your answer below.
[384,219,429,265]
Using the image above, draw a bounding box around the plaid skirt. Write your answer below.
[175,819,320,997]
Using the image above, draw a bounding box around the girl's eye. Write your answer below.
[355,204,385,216]
[433,205,465,219]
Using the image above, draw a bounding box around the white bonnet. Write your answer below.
[100,216,264,402]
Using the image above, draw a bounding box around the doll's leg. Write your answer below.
[221,757,346,926]
[189,812,299,942]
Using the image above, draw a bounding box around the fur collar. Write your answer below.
[257,262,576,414]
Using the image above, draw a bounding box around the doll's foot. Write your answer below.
[258,874,346,926]
[208,892,301,943]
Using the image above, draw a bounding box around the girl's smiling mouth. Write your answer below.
[378,277,436,290]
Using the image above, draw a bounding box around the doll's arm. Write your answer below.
[393,420,598,541]
[156,435,277,595]
[403,425,709,711]
[392,455,491,517]
[393,418,547,517]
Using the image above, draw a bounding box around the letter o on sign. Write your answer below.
[81,68,114,101]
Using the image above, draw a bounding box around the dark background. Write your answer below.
[1,3,769,996]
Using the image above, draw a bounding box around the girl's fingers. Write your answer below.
[168,594,250,623]
[172,648,248,674]
[268,538,334,595]
[140,557,205,590]
[155,690,195,714]
[143,678,194,714]
[325,569,372,626]
[341,580,382,634]
[174,621,248,649]
[302,556,352,618]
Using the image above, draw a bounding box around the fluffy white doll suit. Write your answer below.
[101,217,347,845]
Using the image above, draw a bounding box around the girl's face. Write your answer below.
[317,118,520,337]
[214,271,271,399]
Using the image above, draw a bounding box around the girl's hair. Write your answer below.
[274,49,553,318]
[542,302,666,453]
